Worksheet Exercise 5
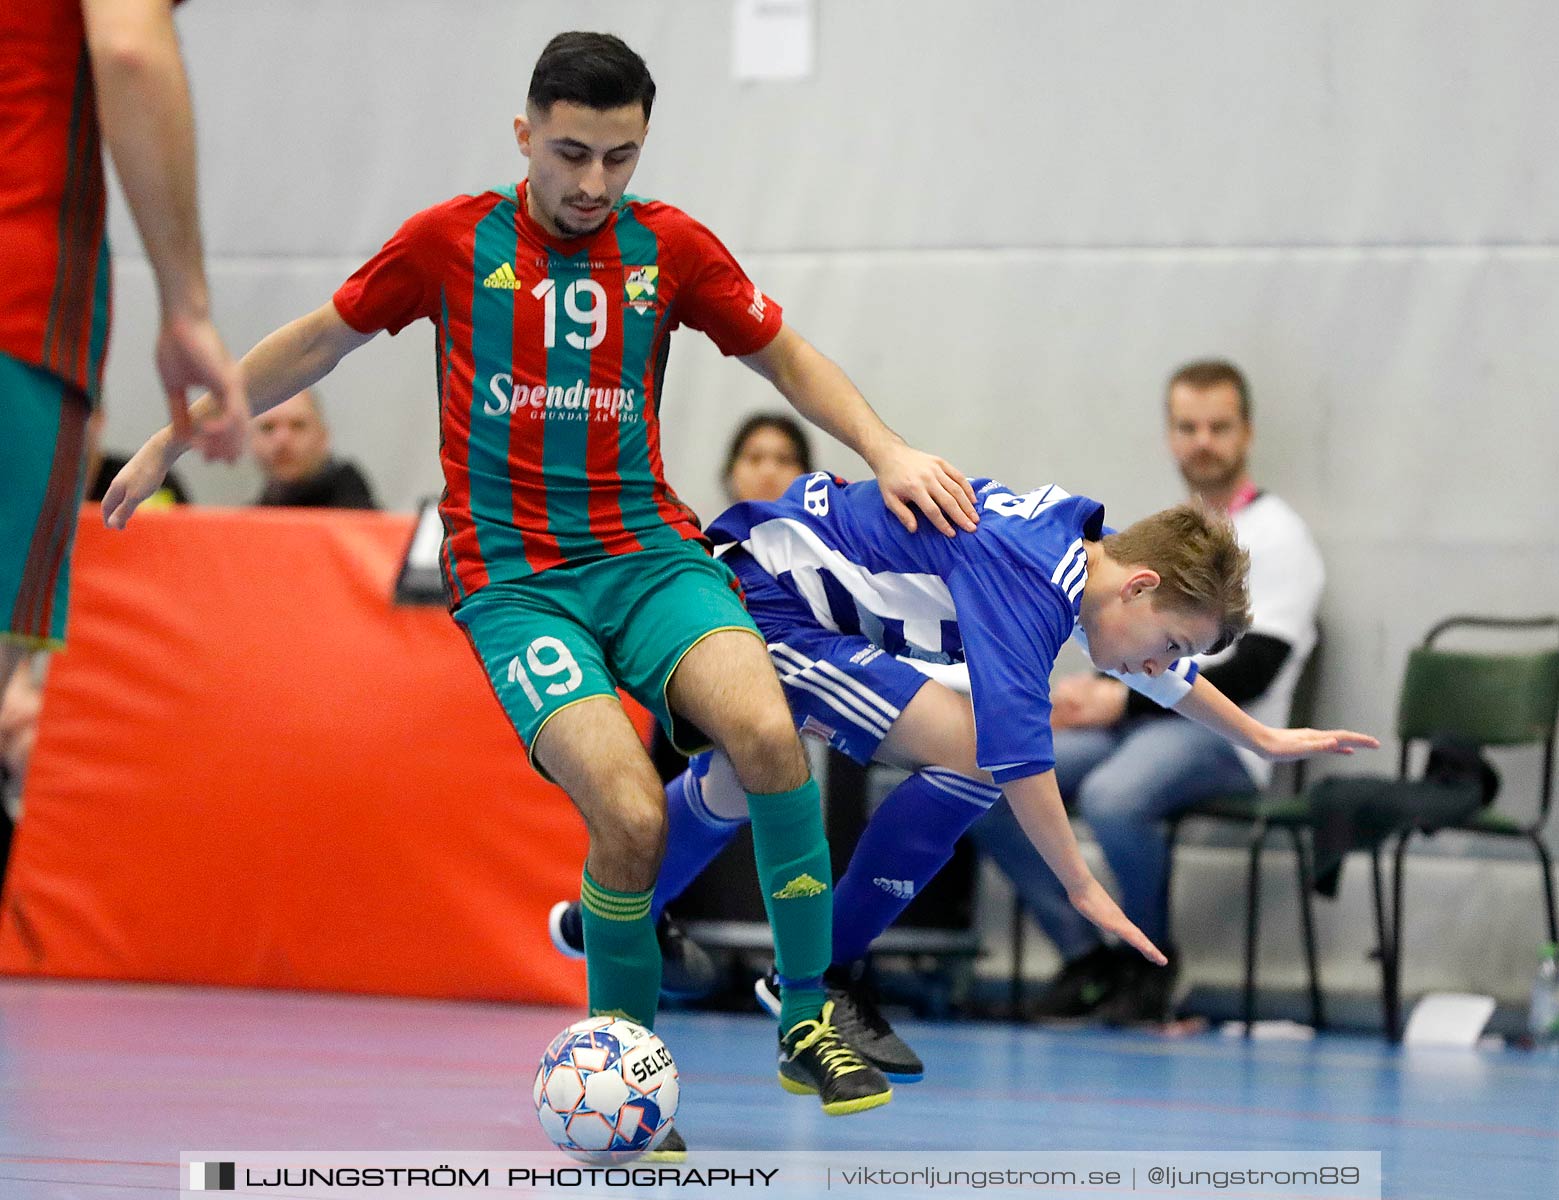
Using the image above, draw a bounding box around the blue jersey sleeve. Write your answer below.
[947,559,1076,784]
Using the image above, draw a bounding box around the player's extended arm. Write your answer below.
[739,324,977,536]
[102,303,376,529]
[1173,673,1379,759]
[1001,769,1168,965]
[82,0,245,462]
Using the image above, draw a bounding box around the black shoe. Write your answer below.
[644,1123,686,1162]
[548,900,586,958]
[777,1000,893,1115]
[1095,946,1180,1026]
[754,965,923,1082]
[1028,943,1127,1021]
[654,914,718,998]
[547,901,717,998]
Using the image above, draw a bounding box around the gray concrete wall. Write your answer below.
[95,1,1559,1003]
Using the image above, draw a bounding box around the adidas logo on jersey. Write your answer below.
[771,873,828,900]
[872,877,915,899]
[482,262,520,289]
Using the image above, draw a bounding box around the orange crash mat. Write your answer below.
[0,507,598,1006]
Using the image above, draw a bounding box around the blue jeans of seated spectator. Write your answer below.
[968,716,1255,957]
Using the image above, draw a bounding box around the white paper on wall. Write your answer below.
[732,0,815,81]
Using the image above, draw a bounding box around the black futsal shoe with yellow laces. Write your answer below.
[777,1000,894,1115]
[757,963,924,1081]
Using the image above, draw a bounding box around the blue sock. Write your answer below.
[650,755,748,922]
[831,767,1003,965]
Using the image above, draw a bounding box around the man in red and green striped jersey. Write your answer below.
[105,30,976,1133]
[0,0,246,698]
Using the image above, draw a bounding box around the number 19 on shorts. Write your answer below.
[507,637,584,711]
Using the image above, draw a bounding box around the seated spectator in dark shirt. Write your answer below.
[253,388,378,509]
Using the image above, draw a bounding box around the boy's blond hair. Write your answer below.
[1101,503,1252,653]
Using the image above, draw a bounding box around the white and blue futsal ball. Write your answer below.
[533,1016,680,1162]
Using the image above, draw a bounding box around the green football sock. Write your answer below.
[747,776,830,1032]
[580,869,660,1030]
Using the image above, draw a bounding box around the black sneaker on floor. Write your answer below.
[777,1000,893,1115]
[1095,945,1180,1027]
[1028,943,1127,1021]
[547,900,717,998]
[754,965,923,1082]
[644,1123,686,1162]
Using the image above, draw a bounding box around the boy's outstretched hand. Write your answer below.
[1260,727,1381,760]
[1069,876,1169,966]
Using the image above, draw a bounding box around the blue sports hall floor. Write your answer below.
[0,980,1554,1199]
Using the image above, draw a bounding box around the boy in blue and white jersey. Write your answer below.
[714,472,1212,786]
[552,472,1376,1079]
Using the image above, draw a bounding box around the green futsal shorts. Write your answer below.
[453,541,760,775]
[0,351,91,649]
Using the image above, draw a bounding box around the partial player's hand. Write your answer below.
[1068,876,1168,965]
[0,669,42,741]
[1050,690,1085,730]
[1258,727,1381,761]
[869,442,978,537]
[157,312,247,463]
[1053,673,1128,729]
[102,433,176,530]
[1051,675,1096,730]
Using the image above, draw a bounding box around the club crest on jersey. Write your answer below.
[624,266,659,312]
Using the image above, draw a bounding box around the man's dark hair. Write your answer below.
[1165,359,1251,424]
[528,32,656,119]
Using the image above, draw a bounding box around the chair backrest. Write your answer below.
[1284,626,1323,793]
[1394,615,1559,819]
[1289,626,1323,728]
[1397,648,1559,746]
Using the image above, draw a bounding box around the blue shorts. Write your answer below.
[724,547,931,765]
